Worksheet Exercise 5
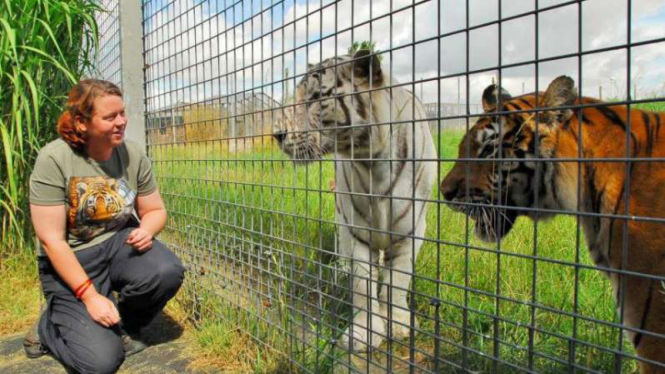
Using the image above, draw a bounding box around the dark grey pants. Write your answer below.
[37,227,185,374]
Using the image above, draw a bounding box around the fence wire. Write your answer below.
[89,0,121,87]
[139,0,665,373]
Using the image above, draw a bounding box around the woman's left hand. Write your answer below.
[127,228,153,252]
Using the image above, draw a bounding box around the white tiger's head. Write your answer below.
[273,49,384,162]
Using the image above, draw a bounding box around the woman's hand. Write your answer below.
[81,291,121,328]
[127,228,153,252]
[133,190,167,252]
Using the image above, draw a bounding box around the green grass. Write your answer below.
[153,130,641,374]
[633,100,665,112]
[0,246,40,336]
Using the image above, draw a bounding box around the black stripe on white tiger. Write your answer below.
[273,50,437,352]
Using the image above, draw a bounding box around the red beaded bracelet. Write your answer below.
[74,279,93,300]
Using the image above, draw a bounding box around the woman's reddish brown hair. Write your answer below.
[57,79,123,152]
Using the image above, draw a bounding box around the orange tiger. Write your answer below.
[440,75,665,373]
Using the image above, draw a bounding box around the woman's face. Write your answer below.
[82,94,127,150]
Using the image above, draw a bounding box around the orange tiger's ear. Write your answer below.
[482,84,512,112]
[542,75,577,124]
[543,76,576,108]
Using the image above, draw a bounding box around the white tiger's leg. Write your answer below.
[379,223,425,340]
[338,232,386,352]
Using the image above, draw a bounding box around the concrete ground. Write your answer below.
[0,312,220,374]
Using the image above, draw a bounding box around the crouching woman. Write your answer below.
[24,79,185,374]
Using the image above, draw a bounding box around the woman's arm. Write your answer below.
[126,189,166,252]
[31,204,120,327]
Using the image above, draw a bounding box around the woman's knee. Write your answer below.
[69,335,124,374]
[151,241,185,293]
[158,259,185,296]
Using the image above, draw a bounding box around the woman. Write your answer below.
[23,79,185,374]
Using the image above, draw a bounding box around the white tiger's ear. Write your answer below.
[352,49,382,84]
[307,63,315,71]
[482,84,512,112]
[542,75,577,124]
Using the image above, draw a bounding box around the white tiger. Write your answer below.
[273,50,437,352]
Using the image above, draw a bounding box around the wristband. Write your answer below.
[74,279,93,300]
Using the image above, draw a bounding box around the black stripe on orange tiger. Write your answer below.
[634,279,655,348]
[606,177,627,271]
[504,102,523,114]
[584,164,603,233]
[577,108,593,127]
[642,111,654,157]
[594,105,640,156]
[518,97,532,108]
[655,112,662,142]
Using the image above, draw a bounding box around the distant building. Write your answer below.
[146,92,281,145]
[422,102,483,131]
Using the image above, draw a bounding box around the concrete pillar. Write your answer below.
[119,1,146,150]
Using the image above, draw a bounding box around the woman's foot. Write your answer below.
[23,318,48,359]
[121,327,148,357]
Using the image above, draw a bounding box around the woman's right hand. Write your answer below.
[81,291,121,328]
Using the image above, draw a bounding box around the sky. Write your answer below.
[133,0,665,111]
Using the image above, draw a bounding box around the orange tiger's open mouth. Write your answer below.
[448,196,518,242]
[472,207,517,242]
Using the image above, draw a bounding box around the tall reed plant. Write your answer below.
[0,0,100,253]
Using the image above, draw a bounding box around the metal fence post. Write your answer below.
[119,0,146,151]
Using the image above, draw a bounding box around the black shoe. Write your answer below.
[121,328,148,357]
[23,318,48,359]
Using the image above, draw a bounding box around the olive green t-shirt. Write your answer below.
[29,138,157,256]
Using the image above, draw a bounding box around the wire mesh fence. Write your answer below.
[137,0,665,373]
[89,0,122,87]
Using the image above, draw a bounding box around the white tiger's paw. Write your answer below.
[338,316,386,352]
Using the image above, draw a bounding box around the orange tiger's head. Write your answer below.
[76,178,124,223]
[440,76,577,242]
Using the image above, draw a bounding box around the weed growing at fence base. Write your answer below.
[0,247,40,335]
[155,130,638,373]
